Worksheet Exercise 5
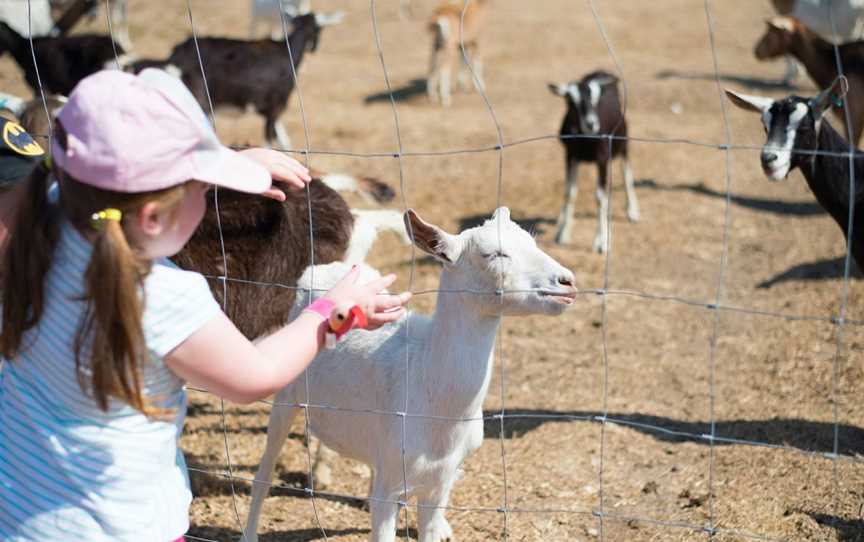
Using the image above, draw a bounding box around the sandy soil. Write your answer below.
[2,0,863,540]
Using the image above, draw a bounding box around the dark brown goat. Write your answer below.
[171,179,353,339]
[166,13,331,149]
[547,70,640,253]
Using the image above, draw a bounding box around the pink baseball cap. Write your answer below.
[51,68,271,194]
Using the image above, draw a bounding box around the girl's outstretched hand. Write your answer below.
[323,266,411,331]
[240,148,312,200]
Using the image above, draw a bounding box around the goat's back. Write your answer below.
[171,178,353,339]
[169,38,298,108]
[429,0,489,45]
[29,35,121,95]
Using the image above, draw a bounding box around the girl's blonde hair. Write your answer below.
[0,120,188,416]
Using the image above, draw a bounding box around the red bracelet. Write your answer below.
[303,298,336,321]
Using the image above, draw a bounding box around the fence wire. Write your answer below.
[9,0,861,541]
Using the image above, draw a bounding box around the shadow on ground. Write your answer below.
[187,525,367,542]
[364,78,427,104]
[806,512,864,541]
[482,408,864,458]
[635,179,824,217]
[758,256,862,288]
[656,69,801,92]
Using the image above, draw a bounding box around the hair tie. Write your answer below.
[90,208,122,230]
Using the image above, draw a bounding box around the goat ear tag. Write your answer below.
[1,121,43,157]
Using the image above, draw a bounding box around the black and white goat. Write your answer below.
[726,77,864,269]
[0,21,122,95]
[547,70,639,252]
[164,12,341,150]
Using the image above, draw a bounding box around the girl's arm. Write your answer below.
[165,268,410,404]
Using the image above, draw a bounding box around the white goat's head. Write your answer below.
[404,207,577,316]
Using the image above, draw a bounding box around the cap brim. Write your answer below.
[194,146,272,194]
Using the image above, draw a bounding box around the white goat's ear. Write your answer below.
[404,209,461,264]
[548,83,567,97]
[725,89,773,113]
[315,11,345,26]
[810,76,849,119]
[491,207,511,223]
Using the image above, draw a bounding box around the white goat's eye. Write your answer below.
[485,251,509,259]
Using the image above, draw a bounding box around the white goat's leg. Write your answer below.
[274,121,291,151]
[427,50,440,104]
[554,158,578,244]
[399,0,411,18]
[248,16,260,39]
[470,48,485,93]
[782,54,799,85]
[244,404,300,542]
[438,64,450,107]
[310,440,339,490]
[621,157,639,222]
[109,1,133,53]
[593,178,610,254]
[417,475,456,542]
[369,478,400,542]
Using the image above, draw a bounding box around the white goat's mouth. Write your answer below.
[538,289,578,305]
[762,164,790,181]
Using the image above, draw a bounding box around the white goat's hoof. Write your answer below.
[627,207,640,223]
[554,228,570,245]
[422,516,454,542]
[311,463,332,490]
[592,236,608,254]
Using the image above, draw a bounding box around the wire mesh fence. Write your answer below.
[4,0,863,540]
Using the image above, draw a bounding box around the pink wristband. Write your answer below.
[303,298,336,321]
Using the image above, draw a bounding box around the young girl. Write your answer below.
[0,68,410,541]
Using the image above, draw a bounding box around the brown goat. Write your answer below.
[171,179,353,339]
[426,0,490,106]
[755,16,864,144]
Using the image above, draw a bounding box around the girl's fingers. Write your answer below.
[261,186,287,201]
[363,273,397,295]
[374,291,411,312]
[366,307,406,328]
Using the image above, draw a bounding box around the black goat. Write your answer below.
[547,70,639,253]
[0,21,122,96]
[164,12,340,150]
[726,77,864,270]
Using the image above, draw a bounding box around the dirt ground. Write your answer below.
[3,0,864,540]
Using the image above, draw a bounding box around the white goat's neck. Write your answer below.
[414,268,501,418]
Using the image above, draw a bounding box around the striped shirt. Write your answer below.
[0,221,220,541]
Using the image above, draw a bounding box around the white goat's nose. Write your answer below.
[556,270,576,289]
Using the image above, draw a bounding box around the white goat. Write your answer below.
[426,0,490,107]
[0,0,53,37]
[244,207,577,542]
[249,0,308,39]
